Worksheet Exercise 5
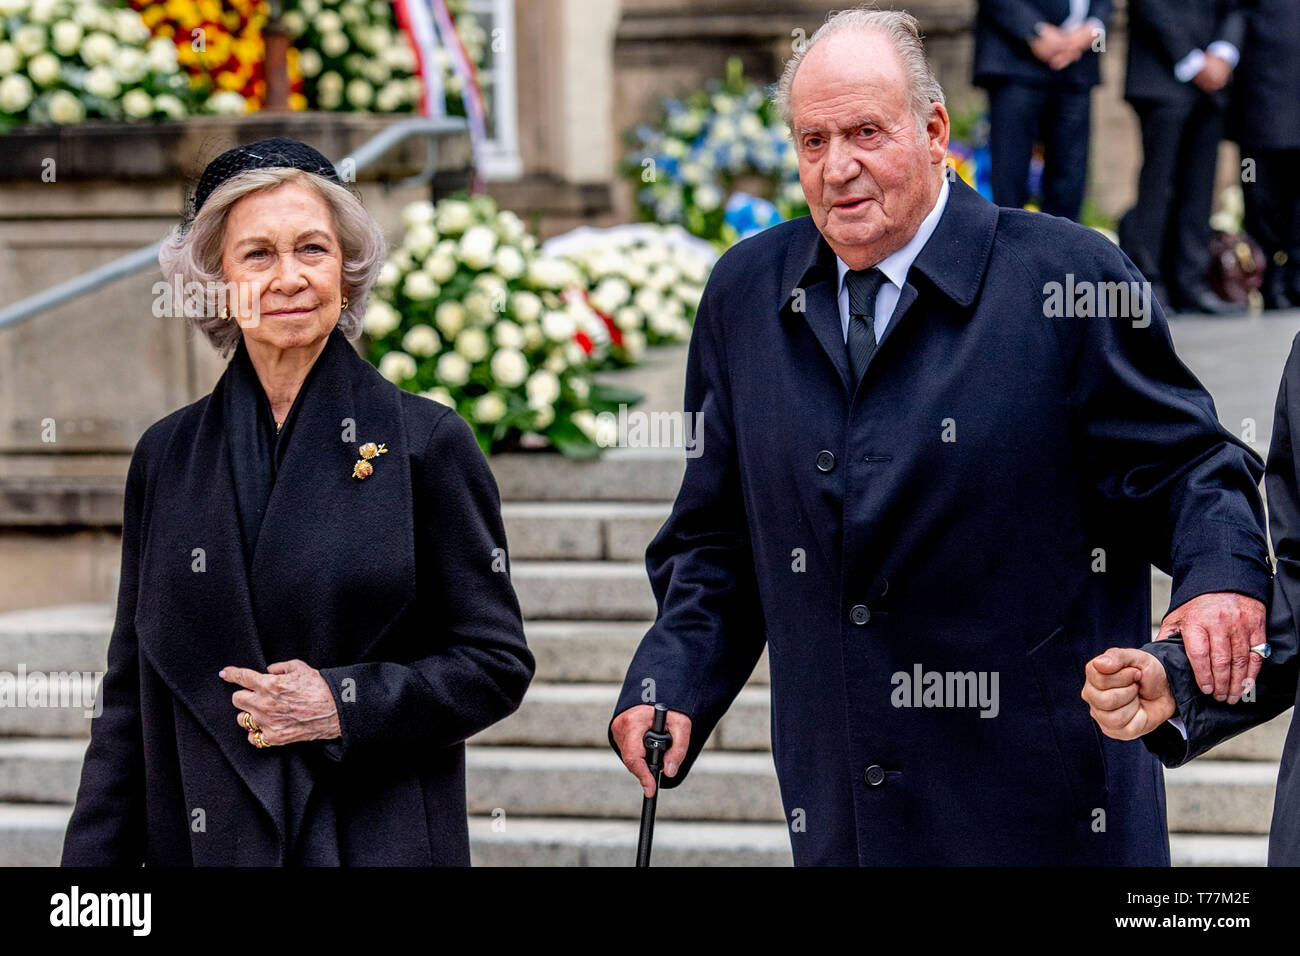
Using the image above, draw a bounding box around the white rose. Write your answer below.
[435,351,470,387]
[152,94,184,118]
[463,288,496,323]
[633,287,661,315]
[435,199,474,236]
[531,404,555,430]
[522,323,544,350]
[318,71,344,94]
[493,245,525,280]
[376,261,402,289]
[401,200,435,230]
[494,210,526,243]
[13,24,46,57]
[591,277,631,314]
[207,91,247,114]
[345,78,373,109]
[28,0,57,24]
[404,222,436,258]
[374,80,406,113]
[541,309,576,342]
[114,48,147,85]
[454,328,490,363]
[47,89,85,123]
[83,66,119,100]
[402,271,438,301]
[694,184,722,212]
[649,310,677,337]
[615,306,642,331]
[282,10,307,36]
[402,323,440,357]
[425,252,457,284]
[472,393,506,425]
[543,350,568,374]
[322,31,349,57]
[490,348,528,388]
[493,321,525,350]
[511,291,542,324]
[0,73,33,113]
[378,350,417,383]
[458,225,498,271]
[565,341,588,366]
[429,301,463,339]
[421,387,456,408]
[317,11,343,33]
[111,9,146,44]
[297,48,323,78]
[147,37,178,73]
[121,89,153,119]
[525,369,561,408]
[25,53,60,87]
[569,377,590,401]
[571,410,597,441]
[0,44,17,76]
[80,32,117,66]
[362,300,400,338]
[623,330,647,363]
[51,21,83,57]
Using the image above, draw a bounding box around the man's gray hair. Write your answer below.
[775,7,946,134]
[157,166,387,358]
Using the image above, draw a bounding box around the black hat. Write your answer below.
[186,136,343,226]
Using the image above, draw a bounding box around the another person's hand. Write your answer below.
[612,704,692,797]
[221,659,341,746]
[1047,23,1095,69]
[1029,24,1068,65]
[1082,647,1176,739]
[1193,53,1233,93]
[1155,592,1264,703]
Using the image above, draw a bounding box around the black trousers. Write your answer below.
[986,79,1091,221]
[1124,96,1224,295]
[1242,147,1300,266]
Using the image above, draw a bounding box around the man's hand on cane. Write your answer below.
[1082,648,1177,740]
[613,705,692,797]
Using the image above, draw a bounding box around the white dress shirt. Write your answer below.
[835,174,950,344]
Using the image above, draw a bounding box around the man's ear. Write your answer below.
[927,102,950,165]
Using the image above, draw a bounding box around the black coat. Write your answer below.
[1125,0,1245,106]
[1228,0,1300,149]
[608,177,1272,865]
[973,0,1112,91]
[61,325,533,866]
[1143,331,1300,865]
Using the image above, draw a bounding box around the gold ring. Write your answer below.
[252,730,268,748]
[239,711,261,733]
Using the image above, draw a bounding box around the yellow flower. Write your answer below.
[289,92,307,111]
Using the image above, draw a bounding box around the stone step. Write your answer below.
[1164,760,1279,835]
[0,603,112,672]
[471,682,770,750]
[0,678,102,738]
[0,738,85,803]
[467,816,793,866]
[502,501,669,561]
[0,801,1271,868]
[511,561,656,620]
[490,449,685,503]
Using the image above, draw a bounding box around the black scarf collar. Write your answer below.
[222,331,330,572]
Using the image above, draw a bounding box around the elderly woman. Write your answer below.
[60,137,533,866]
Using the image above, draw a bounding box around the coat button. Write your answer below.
[850,604,871,625]
[864,765,886,787]
[815,450,836,472]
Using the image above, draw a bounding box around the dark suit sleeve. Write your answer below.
[1086,0,1113,23]
[979,0,1054,45]
[61,436,152,866]
[317,409,533,761]
[1143,338,1300,766]
[1129,0,1203,66]
[1215,0,1246,50]
[606,261,767,788]
[1059,233,1272,614]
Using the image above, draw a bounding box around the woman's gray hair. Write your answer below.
[775,7,946,136]
[157,166,387,358]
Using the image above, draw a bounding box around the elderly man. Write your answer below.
[607,8,1270,866]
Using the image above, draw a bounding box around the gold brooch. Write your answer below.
[352,441,388,479]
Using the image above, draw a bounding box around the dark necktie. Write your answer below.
[845,267,885,385]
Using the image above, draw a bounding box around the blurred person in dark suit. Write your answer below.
[1232,0,1300,310]
[1121,0,1244,316]
[973,0,1111,221]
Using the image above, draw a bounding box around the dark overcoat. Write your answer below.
[61,325,533,866]
[1143,330,1300,865]
[609,177,1272,865]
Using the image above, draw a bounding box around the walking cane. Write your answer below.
[635,703,673,867]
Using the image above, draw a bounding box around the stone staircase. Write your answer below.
[0,456,1290,866]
